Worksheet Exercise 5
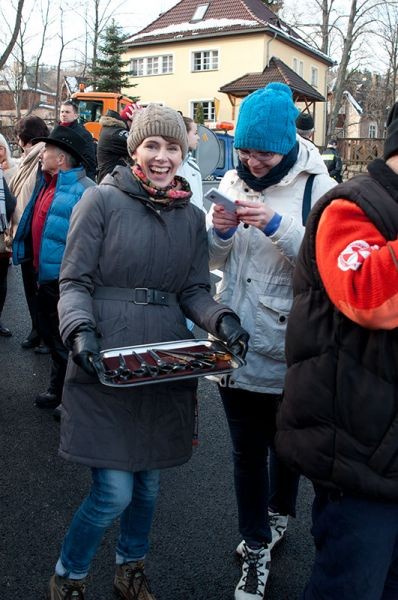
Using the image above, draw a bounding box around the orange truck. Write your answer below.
[71,90,134,140]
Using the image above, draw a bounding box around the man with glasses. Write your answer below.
[207,82,336,600]
[59,99,97,181]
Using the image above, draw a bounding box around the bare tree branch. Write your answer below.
[0,0,25,70]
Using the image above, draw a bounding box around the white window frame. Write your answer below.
[130,54,173,77]
[311,66,318,87]
[191,49,219,72]
[293,57,304,77]
[369,123,377,138]
[191,3,209,21]
[191,100,215,122]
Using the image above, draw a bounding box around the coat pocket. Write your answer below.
[252,295,290,361]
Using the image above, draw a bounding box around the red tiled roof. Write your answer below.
[219,56,325,102]
[124,0,304,48]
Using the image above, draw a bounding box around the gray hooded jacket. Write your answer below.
[58,166,233,471]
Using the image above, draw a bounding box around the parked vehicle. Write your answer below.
[212,127,238,179]
[196,122,238,194]
[71,89,134,140]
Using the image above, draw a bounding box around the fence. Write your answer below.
[338,138,384,179]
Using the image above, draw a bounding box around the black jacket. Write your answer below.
[96,111,130,183]
[64,120,97,181]
[3,178,16,221]
[276,159,398,501]
[321,146,343,182]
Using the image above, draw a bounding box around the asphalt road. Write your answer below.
[1,265,315,599]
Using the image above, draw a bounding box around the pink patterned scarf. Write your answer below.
[131,163,192,205]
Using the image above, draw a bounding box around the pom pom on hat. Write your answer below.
[127,104,188,159]
[234,82,299,155]
[296,112,314,132]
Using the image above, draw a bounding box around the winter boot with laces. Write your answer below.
[235,543,270,600]
[114,560,156,600]
[47,574,86,599]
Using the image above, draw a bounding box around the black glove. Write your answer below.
[216,314,250,359]
[68,323,101,377]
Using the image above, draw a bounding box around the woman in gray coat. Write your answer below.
[47,104,249,600]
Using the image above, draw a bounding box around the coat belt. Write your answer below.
[93,286,178,306]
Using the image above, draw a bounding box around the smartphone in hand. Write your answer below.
[204,188,237,213]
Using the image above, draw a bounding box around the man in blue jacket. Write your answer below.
[13,126,95,417]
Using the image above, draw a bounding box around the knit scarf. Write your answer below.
[131,163,192,205]
[0,171,7,233]
[236,142,299,192]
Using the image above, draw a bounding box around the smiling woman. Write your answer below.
[44,103,249,599]
[132,136,183,188]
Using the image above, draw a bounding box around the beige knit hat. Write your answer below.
[127,103,188,159]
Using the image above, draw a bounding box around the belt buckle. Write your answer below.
[133,288,150,305]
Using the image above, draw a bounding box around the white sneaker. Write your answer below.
[235,543,270,600]
[268,510,288,549]
[236,510,288,557]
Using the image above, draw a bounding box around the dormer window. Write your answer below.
[191,3,209,22]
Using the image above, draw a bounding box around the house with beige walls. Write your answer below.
[122,0,333,146]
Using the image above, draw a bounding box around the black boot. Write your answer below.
[35,391,60,408]
[21,328,40,348]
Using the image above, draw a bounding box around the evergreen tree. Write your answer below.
[194,103,205,124]
[91,21,133,93]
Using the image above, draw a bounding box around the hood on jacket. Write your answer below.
[276,136,329,187]
[99,111,128,129]
[101,165,151,204]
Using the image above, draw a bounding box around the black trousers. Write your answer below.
[219,386,300,547]
[21,260,39,330]
[37,281,68,397]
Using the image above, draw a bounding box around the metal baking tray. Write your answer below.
[93,338,245,387]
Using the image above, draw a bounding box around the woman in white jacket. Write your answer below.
[177,116,205,212]
[207,83,337,600]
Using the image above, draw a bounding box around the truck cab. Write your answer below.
[71,90,133,140]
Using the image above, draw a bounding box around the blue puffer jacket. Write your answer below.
[12,167,95,283]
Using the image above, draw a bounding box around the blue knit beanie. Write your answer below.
[234,82,299,155]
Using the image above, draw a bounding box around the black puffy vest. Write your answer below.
[276,165,398,501]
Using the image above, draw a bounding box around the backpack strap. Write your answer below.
[302,174,315,226]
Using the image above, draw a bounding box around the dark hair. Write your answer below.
[182,116,195,133]
[61,99,79,112]
[15,116,50,145]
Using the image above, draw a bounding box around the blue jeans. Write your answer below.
[303,488,398,599]
[56,468,160,579]
[219,386,299,547]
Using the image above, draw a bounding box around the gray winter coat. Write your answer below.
[58,166,232,472]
